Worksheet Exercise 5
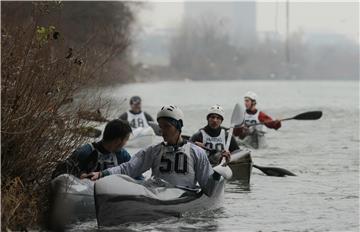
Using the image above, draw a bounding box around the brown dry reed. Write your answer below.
[1,2,136,230]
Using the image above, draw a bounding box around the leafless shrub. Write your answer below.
[1,2,136,230]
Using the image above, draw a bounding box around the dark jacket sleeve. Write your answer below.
[119,112,128,121]
[52,144,94,178]
[74,144,98,173]
[189,131,203,143]
[144,112,154,122]
[115,149,131,164]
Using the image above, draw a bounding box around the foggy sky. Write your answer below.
[136,1,359,43]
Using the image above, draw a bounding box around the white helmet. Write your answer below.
[244,91,258,102]
[207,104,225,120]
[157,104,184,124]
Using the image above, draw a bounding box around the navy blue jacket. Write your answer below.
[73,143,131,173]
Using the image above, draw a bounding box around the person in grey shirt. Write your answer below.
[82,105,229,196]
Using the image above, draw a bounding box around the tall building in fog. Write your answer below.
[184,2,257,46]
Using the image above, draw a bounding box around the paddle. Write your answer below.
[200,145,296,177]
[214,104,244,180]
[252,164,296,177]
[225,103,244,150]
[247,111,323,127]
[282,111,323,121]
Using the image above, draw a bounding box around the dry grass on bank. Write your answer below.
[1,2,134,230]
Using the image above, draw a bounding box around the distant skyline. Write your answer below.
[184,2,257,45]
[135,1,358,43]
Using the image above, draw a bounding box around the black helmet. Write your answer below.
[129,96,141,105]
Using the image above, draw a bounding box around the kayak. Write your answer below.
[50,174,95,228]
[94,174,225,226]
[208,149,253,184]
[126,126,157,148]
[229,149,253,184]
[49,151,249,227]
[236,130,267,149]
[95,123,157,148]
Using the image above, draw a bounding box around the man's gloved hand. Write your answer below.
[80,172,101,181]
[220,150,231,164]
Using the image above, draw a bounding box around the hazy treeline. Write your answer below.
[1,1,137,85]
[168,17,358,80]
[1,2,137,230]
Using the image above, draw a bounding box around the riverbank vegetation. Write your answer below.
[1,2,137,230]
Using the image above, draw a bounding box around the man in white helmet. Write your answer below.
[233,91,281,142]
[82,105,228,196]
[190,105,239,165]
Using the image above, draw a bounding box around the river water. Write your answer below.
[71,80,359,231]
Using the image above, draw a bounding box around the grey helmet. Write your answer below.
[207,104,225,120]
[244,91,258,103]
[157,105,184,130]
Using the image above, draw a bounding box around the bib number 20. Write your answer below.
[205,142,224,152]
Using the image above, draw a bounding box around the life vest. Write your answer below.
[52,143,120,178]
[89,143,119,171]
[244,111,266,133]
[153,143,196,188]
[127,111,149,129]
[200,128,226,152]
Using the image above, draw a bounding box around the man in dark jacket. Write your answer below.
[52,119,135,179]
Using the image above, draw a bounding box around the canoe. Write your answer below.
[94,174,225,226]
[236,130,267,149]
[208,149,253,184]
[49,151,250,227]
[50,174,95,228]
[94,124,157,148]
[229,149,253,184]
[126,126,156,148]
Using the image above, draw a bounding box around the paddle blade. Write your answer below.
[292,111,323,120]
[230,103,244,126]
[213,161,233,180]
[253,164,296,177]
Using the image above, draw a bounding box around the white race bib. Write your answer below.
[127,111,149,129]
[201,129,226,152]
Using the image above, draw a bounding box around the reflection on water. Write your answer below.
[226,180,251,193]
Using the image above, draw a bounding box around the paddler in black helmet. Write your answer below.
[119,96,154,129]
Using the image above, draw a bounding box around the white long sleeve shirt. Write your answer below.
[102,142,219,196]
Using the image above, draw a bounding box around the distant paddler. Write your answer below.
[190,104,239,165]
[119,96,154,129]
[233,91,281,149]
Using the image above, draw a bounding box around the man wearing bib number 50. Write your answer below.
[83,105,229,196]
[119,96,154,129]
[190,105,239,165]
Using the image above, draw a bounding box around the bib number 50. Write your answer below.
[159,152,188,174]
